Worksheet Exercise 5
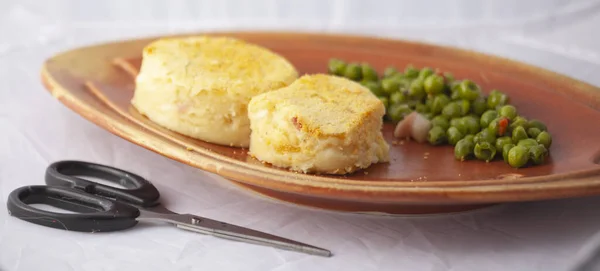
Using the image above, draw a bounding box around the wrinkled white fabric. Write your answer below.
[2,1,600,270]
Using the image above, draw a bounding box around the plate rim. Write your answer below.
[41,30,600,203]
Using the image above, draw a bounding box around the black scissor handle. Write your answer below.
[7,185,140,232]
[46,160,160,208]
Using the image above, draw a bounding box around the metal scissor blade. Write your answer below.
[174,213,331,257]
[137,210,331,257]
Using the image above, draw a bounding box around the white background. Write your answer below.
[2,0,600,270]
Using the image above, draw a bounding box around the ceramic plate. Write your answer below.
[41,31,600,214]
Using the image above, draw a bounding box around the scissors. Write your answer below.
[6,160,332,257]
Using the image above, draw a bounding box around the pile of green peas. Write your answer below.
[327,58,553,168]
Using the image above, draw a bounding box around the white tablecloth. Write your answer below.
[2,1,600,270]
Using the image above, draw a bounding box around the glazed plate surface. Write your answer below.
[41,32,600,214]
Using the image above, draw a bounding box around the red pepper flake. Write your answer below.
[434,70,446,84]
[291,117,302,130]
[498,117,509,136]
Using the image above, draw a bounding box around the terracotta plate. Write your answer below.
[41,32,600,215]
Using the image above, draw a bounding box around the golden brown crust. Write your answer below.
[130,36,299,147]
[247,74,389,174]
[249,74,385,136]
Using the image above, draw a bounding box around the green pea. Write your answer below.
[474,128,496,145]
[450,80,461,92]
[511,126,528,144]
[343,63,362,81]
[487,117,506,136]
[464,134,475,142]
[502,143,515,163]
[451,118,468,135]
[528,119,547,132]
[415,103,429,114]
[328,58,347,76]
[404,66,419,79]
[471,97,487,116]
[455,137,475,161]
[527,127,542,138]
[387,104,412,122]
[378,96,389,109]
[418,67,434,80]
[424,74,445,95]
[499,105,517,121]
[360,80,385,97]
[474,142,497,162]
[361,63,378,81]
[508,146,529,168]
[495,136,513,153]
[457,100,470,116]
[384,66,399,78]
[458,80,481,101]
[536,131,552,148]
[487,90,509,109]
[385,72,403,80]
[431,115,450,130]
[510,116,529,131]
[451,89,461,100]
[390,91,406,105]
[480,110,499,128]
[447,126,465,146]
[381,77,401,94]
[444,72,455,83]
[529,145,548,165]
[428,126,447,145]
[462,115,480,135]
[450,79,461,88]
[397,76,413,90]
[450,118,461,128]
[442,102,462,119]
[430,94,451,114]
[423,112,435,120]
[408,79,426,99]
[518,138,538,150]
